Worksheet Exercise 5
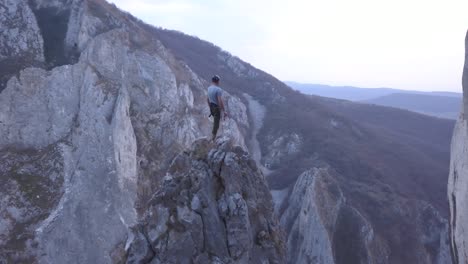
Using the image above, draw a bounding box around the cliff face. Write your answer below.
[448,31,468,264]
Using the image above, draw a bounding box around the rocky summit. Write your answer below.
[126,138,284,264]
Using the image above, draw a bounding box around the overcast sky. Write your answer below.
[108,0,467,92]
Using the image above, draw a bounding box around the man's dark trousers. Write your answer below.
[209,103,221,138]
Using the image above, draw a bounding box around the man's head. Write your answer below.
[212,75,220,85]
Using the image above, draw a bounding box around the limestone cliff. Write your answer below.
[448,30,468,264]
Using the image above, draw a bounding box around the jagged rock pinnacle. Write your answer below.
[126,138,285,264]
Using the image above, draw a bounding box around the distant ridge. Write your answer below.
[365,93,461,119]
[286,81,462,100]
[287,81,462,119]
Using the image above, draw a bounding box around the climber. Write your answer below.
[207,75,229,141]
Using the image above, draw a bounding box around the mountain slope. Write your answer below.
[317,97,454,212]
[365,93,461,119]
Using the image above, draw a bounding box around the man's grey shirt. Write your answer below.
[207,85,223,106]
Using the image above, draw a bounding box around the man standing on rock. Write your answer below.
[207,75,228,141]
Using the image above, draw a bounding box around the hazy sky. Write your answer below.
[108,0,467,92]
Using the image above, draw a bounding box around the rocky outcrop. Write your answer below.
[278,169,343,264]
[277,168,451,264]
[448,30,468,264]
[0,0,44,62]
[126,139,285,264]
[263,133,302,170]
[277,169,383,264]
[0,0,44,91]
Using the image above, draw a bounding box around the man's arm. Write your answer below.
[218,95,228,118]
[217,95,224,111]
